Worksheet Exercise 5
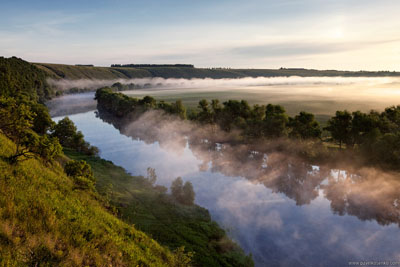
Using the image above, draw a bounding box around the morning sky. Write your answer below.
[1,0,399,70]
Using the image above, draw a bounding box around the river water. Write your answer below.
[51,94,400,267]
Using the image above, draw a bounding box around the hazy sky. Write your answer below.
[1,0,400,70]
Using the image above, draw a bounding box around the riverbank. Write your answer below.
[64,148,254,267]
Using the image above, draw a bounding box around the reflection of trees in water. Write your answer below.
[97,108,400,227]
[323,170,400,227]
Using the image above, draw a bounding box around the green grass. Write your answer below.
[0,134,188,266]
[65,149,254,267]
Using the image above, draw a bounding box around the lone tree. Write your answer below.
[170,177,195,205]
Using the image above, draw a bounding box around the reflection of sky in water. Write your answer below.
[54,111,400,267]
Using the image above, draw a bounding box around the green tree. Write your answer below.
[52,117,98,155]
[350,111,379,146]
[197,99,213,124]
[263,104,288,138]
[170,177,195,205]
[182,181,195,205]
[30,102,54,134]
[380,106,400,133]
[173,100,187,120]
[324,110,352,148]
[0,97,34,140]
[139,95,157,109]
[171,177,184,202]
[32,135,62,163]
[64,160,95,190]
[289,111,321,139]
[51,117,77,147]
[111,82,124,91]
[368,133,400,168]
[211,99,222,122]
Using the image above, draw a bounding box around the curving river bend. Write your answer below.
[51,93,400,267]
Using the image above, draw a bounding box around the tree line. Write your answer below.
[95,87,400,170]
[95,87,186,119]
[111,64,194,68]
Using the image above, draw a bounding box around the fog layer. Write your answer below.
[49,76,400,116]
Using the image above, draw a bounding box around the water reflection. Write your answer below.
[96,108,400,225]
[54,110,400,267]
[47,92,96,117]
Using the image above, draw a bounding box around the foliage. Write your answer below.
[182,181,196,206]
[171,177,196,206]
[0,97,61,163]
[30,102,54,134]
[51,117,98,155]
[0,57,194,266]
[289,111,321,139]
[96,87,187,119]
[0,57,53,102]
[65,150,254,267]
[95,89,400,170]
[30,134,62,163]
[263,104,288,137]
[0,134,186,266]
[65,160,96,190]
[324,110,352,148]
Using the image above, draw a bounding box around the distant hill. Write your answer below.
[34,62,400,80]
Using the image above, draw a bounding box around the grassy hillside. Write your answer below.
[0,56,252,266]
[65,149,254,267]
[0,133,189,266]
[0,57,53,102]
[35,62,400,80]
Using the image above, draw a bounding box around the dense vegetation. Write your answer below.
[95,87,400,171]
[35,62,400,80]
[0,134,188,266]
[0,57,54,102]
[0,56,253,266]
[95,87,186,119]
[66,150,254,267]
[0,57,192,266]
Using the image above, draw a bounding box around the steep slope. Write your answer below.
[0,57,53,102]
[0,133,187,266]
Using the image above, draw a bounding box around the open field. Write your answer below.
[120,80,400,124]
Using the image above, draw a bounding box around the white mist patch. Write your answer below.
[49,76,400,112]
[48,76,399,91]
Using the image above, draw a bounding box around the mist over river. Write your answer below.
[51,98,400,266]
[48,76,400,119]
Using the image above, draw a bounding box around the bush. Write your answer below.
[64,160,95,190]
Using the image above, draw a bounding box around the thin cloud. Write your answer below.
[230,39,400,58]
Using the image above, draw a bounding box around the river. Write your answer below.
[51,93,400,267]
